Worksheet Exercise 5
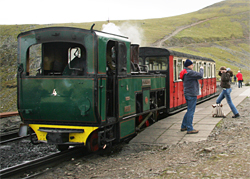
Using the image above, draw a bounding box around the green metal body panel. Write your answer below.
[118,76,165,118]
[120,118,135,139]
[98,78,107,122]
[19,78,96,122]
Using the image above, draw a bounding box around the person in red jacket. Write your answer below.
[236,71,243,88]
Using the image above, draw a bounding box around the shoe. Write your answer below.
[180,128,187,131]
[232,113,240,118]
[187,129,199,134]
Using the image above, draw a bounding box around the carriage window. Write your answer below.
[210,63,212,77]
[204,62,207,78]
[177,59,182,80]
[174,60,177,81]
[145,59,150,70]
[153,61,158,70]
[208,63,211,77]
[197,62,202,71]
[26,42,86,76]
[145,57,168,71]
[139,58,143,65]
[213,64,216,77]
[193,61,196,71]
[162,62,167,70]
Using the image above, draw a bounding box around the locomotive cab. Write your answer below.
[17,27,100,151]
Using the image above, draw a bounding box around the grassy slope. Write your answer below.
[0,0,249,112]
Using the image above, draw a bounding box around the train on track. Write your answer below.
[17,26,217,151]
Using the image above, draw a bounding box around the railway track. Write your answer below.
[0,147,87,179]
[0,132,30,145]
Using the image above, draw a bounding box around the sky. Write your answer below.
[0,0,224,25]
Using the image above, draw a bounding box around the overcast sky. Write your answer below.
[0,0,224,25]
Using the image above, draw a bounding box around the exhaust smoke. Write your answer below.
[102,22,144,45]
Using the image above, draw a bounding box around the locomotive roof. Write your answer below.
[139,47,215,62]
[17,26,92,38]
[18,26,130,42]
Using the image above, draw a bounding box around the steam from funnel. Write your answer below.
[102,22,144,45]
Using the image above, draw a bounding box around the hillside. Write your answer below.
[0,0,249,112]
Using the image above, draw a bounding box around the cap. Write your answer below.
[184,59,193,67]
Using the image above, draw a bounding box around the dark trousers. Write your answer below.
[238,80,243,88]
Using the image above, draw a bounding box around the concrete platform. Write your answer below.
[130,86,250,145]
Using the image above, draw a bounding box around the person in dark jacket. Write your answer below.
[216,66,240,118]
[180,59,204,134]
[234,75,237,86]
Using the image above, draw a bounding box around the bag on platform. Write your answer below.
[212,104,226,117]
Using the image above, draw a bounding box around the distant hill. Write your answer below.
[0,0,249,112]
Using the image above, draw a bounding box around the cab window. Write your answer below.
[26,42,86,76]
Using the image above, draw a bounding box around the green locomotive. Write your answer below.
[17,26,166,151]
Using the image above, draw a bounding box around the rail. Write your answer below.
[0,111,19,118]
[0,147,86,178]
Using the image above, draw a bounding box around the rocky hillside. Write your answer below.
[0,0,249,112]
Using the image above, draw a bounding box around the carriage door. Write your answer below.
[106,41,127,122]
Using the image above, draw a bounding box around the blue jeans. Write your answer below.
[216,88,238,115]
[181,96,197,131]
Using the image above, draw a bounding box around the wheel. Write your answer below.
[56,144,69,152]
[87,130,99,152]
[29,128,40,145]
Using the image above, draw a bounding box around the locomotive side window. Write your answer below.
[117,42,127,76]
[106,41,116,74]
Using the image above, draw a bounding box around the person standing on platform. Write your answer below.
[234,75,237,86]
[236,71,243,88]
[216,67,240,118]
[179,59,204,134]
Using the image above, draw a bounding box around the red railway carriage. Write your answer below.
[139,47,217,114]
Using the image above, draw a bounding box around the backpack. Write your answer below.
[212,104,226,117]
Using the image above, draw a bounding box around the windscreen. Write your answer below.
[26,42,86,76]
